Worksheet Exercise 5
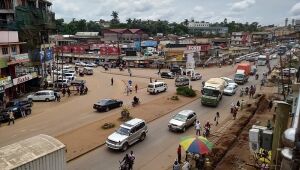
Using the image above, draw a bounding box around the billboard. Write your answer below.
[186,45,211,52]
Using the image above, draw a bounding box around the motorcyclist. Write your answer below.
[120,154,131,170]
[133,96,139,104]
[203,121,211,137]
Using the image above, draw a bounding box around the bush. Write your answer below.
[176,86,196,97]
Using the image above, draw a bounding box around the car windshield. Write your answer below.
[173,114,187,122]
[235,74,244,79]
[203,88,220,97]
[116,127,130,135]
[148,84,154,88]
[98,100,109,105]
[226,86,233,90]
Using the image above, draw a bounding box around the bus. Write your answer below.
[257,55,267,66]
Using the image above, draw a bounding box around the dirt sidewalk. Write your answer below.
[56,92,200,161]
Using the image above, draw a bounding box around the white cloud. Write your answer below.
[290,2,300,16]
[230,0,256,12]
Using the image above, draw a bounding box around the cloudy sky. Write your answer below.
[51,0,300,25]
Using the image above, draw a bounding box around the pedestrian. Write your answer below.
[135,84,138,93]
[57,93,61,102]
[268,100,273,111]
[236,100,240,108]
[20,107,26,118]
[62,88,66,97]
[84,86,88,94]
[260,79,264,90]
[173,160,180,170]
[182,160,191,170]
[230,102,235,113]
[150,77,153,83]
[241,99,245,110]
[129,85,133,94]
[177,145,182,163]
[233,107,237,120]
[126,85,129,96]
[76,86,80,94]
[214,112,220,126]
[80,87,83,95]
[8,110,15,125]
[128,150,135,170]
[195,121,201,136]
[67,88,71,97]
[111,77,114,86]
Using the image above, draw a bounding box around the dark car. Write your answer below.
[160,72,174,79]
[93,99,123,112]
[170,65,181,74]
[5,99,32,117]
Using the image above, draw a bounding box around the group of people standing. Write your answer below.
[241,85,257,98]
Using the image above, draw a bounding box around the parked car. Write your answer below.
[86,63,97,67]
[191,73,202,81]
[106,118,148,151]
[93,99,123,112]
[168,110,197,132]
[83,67,94,75]
[3,99,33,119]
[27,90,56,102]
[53,79,71,88]
[223,84,238,95]
[147,82,167,94]
[283,68,297,76]
[59,73,76,81]
[170,65,181,74]
[160,72,174,79]
[175,76,189,87]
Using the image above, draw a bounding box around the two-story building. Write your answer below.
[102,29,148,42]
[231,32,251,47]
[0,31,39,103]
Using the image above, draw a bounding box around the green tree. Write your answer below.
[111,11,120,25]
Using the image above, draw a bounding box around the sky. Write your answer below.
[51,0,300,26]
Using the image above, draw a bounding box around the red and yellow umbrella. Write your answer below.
[180,136,213,154]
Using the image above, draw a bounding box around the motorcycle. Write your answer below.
[132,99,140,107]
[119,160,129,170]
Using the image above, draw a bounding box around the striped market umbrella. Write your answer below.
[180,136,213,154]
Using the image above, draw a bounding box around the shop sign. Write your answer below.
[0,76,12,86]
[186,45,211,52]
[13,74,33,85]
[12,53,29,62]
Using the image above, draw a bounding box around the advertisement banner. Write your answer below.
[13,74,33,85]
[186,45,211,52]
[99,47,120,55]
[40,49,53,62]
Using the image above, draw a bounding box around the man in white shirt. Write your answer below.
[195,121,201,136]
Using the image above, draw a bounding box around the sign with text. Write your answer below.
[13,74,33,85]
[12,53,30,62]
[186,45,211,52]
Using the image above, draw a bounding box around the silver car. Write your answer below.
[223,84,238,95]
[168,110,197,132]
[106,118,148,151]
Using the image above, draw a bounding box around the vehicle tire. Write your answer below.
[122,142,129,151]
[140,132,146,141]
[26,109,31,115]
[105,107,110,112]
[182,126,186,132]
[45,98,50,102]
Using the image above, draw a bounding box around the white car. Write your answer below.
[223,84,238,95]
[106,118,148,151]
[59,73,76,81]
[283,68,297,75]
[86,63,97,67]
[27,90,56,102]
[168,110,197,132]
[220,77,235,87]
[75,62,86,66]
[191,73,202,81]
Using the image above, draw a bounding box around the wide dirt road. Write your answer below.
[68,61,275,170]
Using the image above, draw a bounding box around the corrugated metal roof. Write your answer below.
[0,134,65,170]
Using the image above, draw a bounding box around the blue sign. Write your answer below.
[134,41,141,51]
[40,49,53,62]
[141,40,157,47]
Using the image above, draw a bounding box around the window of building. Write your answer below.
[2,47,8,55]
[11,46,16,53]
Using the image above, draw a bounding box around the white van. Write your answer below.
[147,82,167,94]
[83,67,93,75]
[27,90,56,102]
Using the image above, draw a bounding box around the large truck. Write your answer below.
[0,134,66,170]
[234,63,251,84]
[201,78,226,106]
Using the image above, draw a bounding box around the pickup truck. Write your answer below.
[3,100,33,120]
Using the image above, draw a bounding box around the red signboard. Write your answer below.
[99,47,120,55]
[186,45,211,52]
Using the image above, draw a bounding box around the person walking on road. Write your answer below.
[236,100,240,108]
[62,88,66,97]
[268,100,273,111]
[177,145,182,163]
[135,84,138,93]
[111,77,114,86]
[195,121,201,136]
[8,110,15,125]
[214,112,220,126]
[150,77,153,83]
[20,107,26,118]
[232,107,237,120]
[67,88,71,97]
